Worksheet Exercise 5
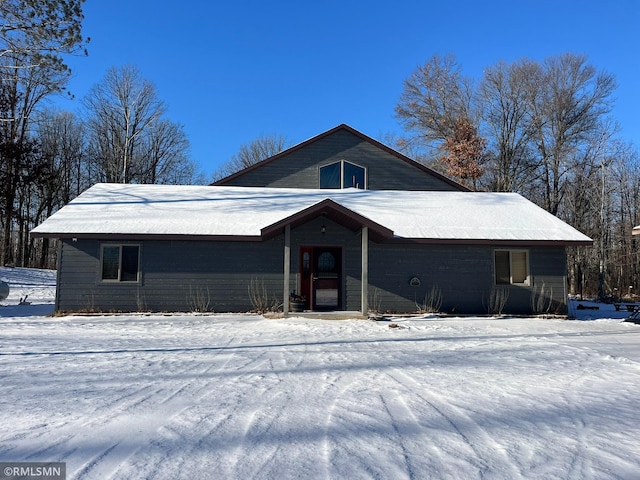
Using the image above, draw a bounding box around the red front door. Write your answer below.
[299,246,342,311]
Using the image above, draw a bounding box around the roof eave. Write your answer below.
[388,237,593,246]
[30,232,264,242]
[261,198,394,242]
[31,233,592,247]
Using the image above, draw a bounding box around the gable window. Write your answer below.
[495,250,529,285]
[101,245,140,282]
[319,160,366,189]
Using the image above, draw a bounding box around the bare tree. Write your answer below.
[37,109,86,202]
[83,65,197,186]
[605,145,637,296]
[0,51,76,265]
[29,109,86,267]
[396,52,625,297]
[478,59,542,192]
[137,118,194,184]
[213,133,288,180]
[0,0,86,265]
[395,54,475,151]
[377,131,432,165]
[83,65,165,183]
[532,53,617,215]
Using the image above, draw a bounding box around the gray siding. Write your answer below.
[57,238,285,312]
[56,235,567,315]
[221,129,461,191]
[528,246,568,313]
[56,217,367,313]
[368,244,567,314]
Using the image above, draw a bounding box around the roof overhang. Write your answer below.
[31,231,592,247]
[385,238,593,246]
[261,198,394,242]
[30,232,263,242]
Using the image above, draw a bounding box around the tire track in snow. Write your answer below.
[321,367,362,479]
[73,442,120,479]
[378,391,419,479]
[137,341,295,478]
[229,353,299,479]
[559,359,593,480]
[67,332,259,478]
[7,380,158,468]
[116,332,264,477]
[386,368,524,480]
[321,367,422,479]
[318,334,392,479]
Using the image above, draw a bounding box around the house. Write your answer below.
[31,124,592,315]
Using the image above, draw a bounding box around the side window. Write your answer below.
[494,251,510,284]
[101,246,121,280]
[319,160,366,189]
[343,161,365,189]
[101,245,140,282]
[494,250,529,285]
[302,251,310,276]
[319,162,341,189]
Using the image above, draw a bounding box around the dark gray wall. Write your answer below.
[56,216,366,313]
[221,129,462,191]
[57,238,286,312]
[368,244,567,314]
[57,233,567,315]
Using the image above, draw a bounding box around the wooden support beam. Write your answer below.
[361,226,368,317]
[283,224,290,316]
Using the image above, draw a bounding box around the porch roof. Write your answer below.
[31,183,593,245]
[261,198,394,242]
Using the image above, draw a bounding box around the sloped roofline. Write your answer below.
[30,184,592,246]
[212,124,470,192]
[261,198,394,242]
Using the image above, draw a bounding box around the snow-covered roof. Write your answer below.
[31,183,592,244]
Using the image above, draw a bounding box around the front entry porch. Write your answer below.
[271,200,393,317]
[282,224,370,317]
[299,246,342,311]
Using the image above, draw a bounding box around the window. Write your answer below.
[317,251,336,272]
[494,250,529,285]
[343,161,365,189]
[319,160,366,189]
[101,245,140,282]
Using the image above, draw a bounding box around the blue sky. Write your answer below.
[54,0,639,176]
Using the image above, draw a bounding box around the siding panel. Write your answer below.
[222,129,461,191]
[56,237,568,314]
[57,239,285,312]
[368,244,568,314]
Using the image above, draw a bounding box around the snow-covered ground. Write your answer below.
[1,268,639,479]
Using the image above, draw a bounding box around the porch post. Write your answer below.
[361,226,368,316]
[283,224,291,316]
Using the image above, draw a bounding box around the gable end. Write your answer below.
[213,124,469,191]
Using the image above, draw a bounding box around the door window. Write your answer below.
[317,251,336,272]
